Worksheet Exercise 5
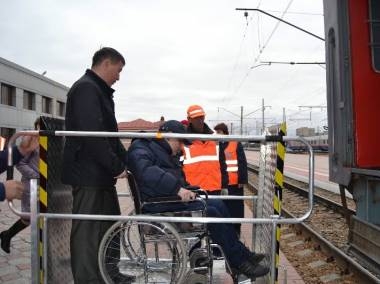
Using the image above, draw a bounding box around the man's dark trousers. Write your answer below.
[70,185,121,284]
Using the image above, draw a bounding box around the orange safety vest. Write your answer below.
[182,140,221,191]
[224,141,239,185]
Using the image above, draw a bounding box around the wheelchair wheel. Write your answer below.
[98,220,187,284]
[184,271,208,284]
[189,248,210,274]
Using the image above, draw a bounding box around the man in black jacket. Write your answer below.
[127,120,269,280]
[62,47,134,283]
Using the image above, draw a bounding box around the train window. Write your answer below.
[369,0,380,71]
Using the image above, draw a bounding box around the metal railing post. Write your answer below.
[43,217,48,284]
[30,179,39,284]
[271,220,278,284]
[252,194,257,251]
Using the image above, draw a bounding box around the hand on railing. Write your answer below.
[3,180,24,200]
[18,135,39,157]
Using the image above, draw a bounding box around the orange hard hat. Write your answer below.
[187,105,205,119]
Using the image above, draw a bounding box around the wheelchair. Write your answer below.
[98,171,236,284]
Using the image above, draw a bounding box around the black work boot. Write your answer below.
[249,252,266,266]
[0,219,28,254]
[0,231,11,254]
[237,260,269,279]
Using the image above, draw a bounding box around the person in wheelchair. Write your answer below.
[126,120,269,280]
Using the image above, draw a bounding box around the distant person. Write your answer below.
[0,118,40,253]
[182,105,228,194]
[61,47,134,283]
[180,119,189,129]
[0,135,39,203]
[127,120,269,280]
[214,123,248,237]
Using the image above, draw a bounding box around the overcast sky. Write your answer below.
[0,0,326,135]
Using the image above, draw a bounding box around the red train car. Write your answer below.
[324,0,380,268]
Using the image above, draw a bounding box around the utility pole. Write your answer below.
[240,106,243,136]
[298,105,327,126]
[283,107,286,123]
[218,99,271,135]
[262,99,265,134]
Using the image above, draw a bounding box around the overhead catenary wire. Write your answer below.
[222,13,253,105]
[230,0,294,98]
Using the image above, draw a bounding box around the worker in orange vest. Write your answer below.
[182,105,228,194]
[214,123,248,237]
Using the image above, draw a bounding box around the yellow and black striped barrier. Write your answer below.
[39,134,48,284]
[273,122,286,284]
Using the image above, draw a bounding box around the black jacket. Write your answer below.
[0,147,23,201]
[127,139,185,202]
[61,69,126,186]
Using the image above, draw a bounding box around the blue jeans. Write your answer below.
[143,199,250,268]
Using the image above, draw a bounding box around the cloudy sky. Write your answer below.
[0,0,326,135]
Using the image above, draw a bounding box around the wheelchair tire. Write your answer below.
[98,220,187,284]
[189,248,210,270]
[184,271,208,284]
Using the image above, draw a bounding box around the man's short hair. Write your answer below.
[92,47,125,67]
[214,123,229,135]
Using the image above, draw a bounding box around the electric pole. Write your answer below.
[218,99,271,135]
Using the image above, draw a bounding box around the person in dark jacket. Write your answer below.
[214,123,248,237]
[127,120,269,280]
[61,47,134,284]
[0,135,38,202]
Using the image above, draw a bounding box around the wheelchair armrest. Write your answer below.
[145,196,181,202]
[192,189,208,200]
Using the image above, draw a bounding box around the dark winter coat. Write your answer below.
[0,147,23,201]
[127,139,185,202]
[61,69,126,186]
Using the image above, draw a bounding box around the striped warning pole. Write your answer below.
[39,134,48,284]
[273,122,286,284]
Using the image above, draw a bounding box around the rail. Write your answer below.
[6,130,315,284]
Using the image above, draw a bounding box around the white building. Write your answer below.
[0,57,68,139]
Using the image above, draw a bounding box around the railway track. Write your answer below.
[246,163,380,284]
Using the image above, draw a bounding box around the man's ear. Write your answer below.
[103,58,111,68]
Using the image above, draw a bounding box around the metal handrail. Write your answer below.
[6,130,314,284]
[7,130,314,223]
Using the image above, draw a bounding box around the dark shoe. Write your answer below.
[0,231,11,254]
[113,272,136,284]
[237,260,269,279]
[249,252,266,265]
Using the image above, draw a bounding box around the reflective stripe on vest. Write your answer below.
[225,141,239,185]
[182,141,221,191]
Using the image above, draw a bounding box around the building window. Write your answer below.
[370,0,380,71]
[56,101,66,117]
[41,96,52,114]
[0,127,16,141]
[1,83,16,107]
[23,90,36,110]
